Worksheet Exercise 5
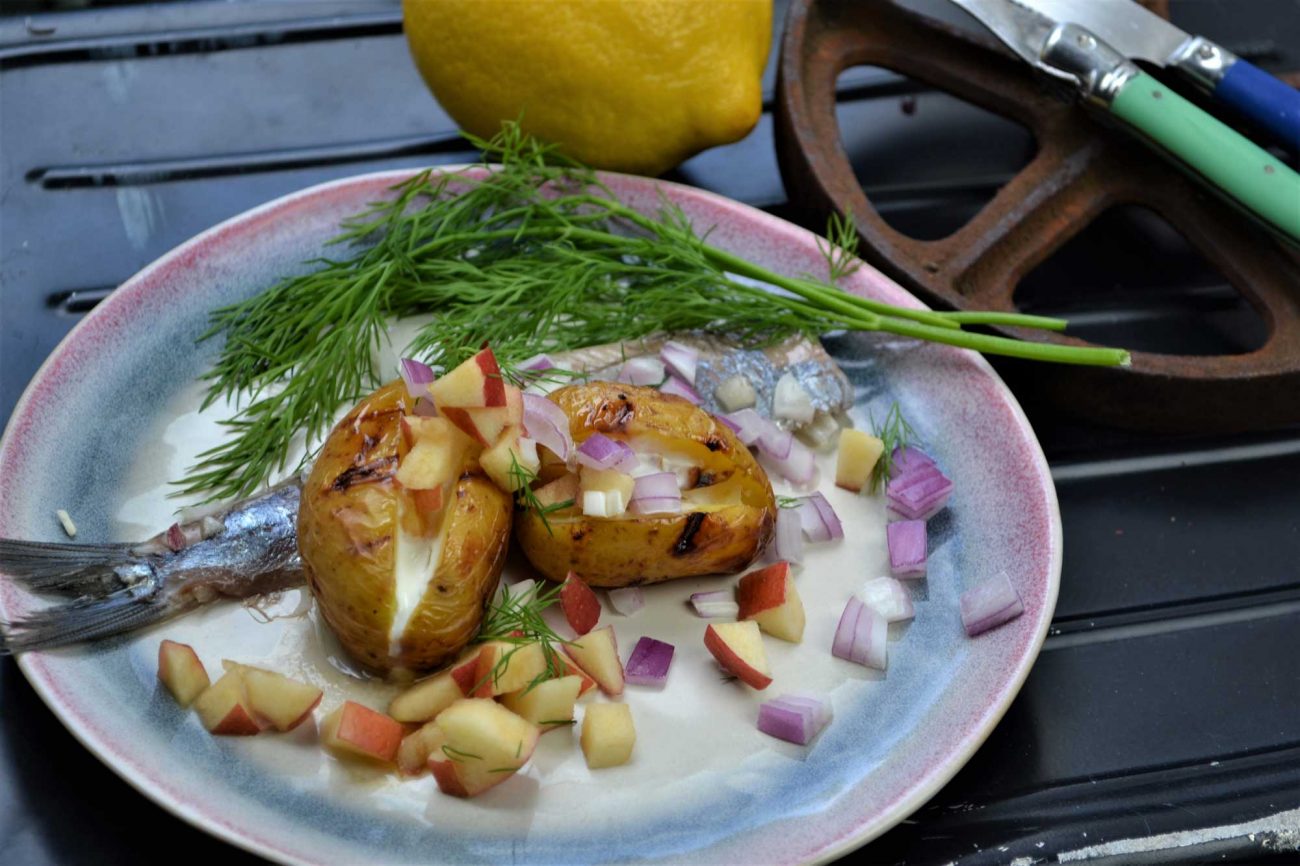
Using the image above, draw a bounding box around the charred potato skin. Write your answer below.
[297,381,512,675]
[515,382,777,586]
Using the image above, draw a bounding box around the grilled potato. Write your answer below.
[297,381,512,676]
[515,382,776,586]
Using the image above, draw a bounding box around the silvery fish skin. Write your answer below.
[546,333,854,425]
[0,335,850,653]
[0,480,303,653]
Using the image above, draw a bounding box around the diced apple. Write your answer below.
[580,703,635,769]
[704,621,772,690]
[320,701,404,764]
[395,417,477,489]
[475,640,550,696]
[193,669,262,735]
[564,626,624,696]
[157,639,210,707]
[557,651,599,697]
[396,721,443,777]
[440,386,524,447]
[535,473,579,508]
[389,669,466,723]
[479,426,540,492]
[450,647,493,698]
[427,346,508,409]
[736,561,805,643]
[500,676,582,731]
[239,666,323,732]
[560,571,601,636]
[835,429,884,493]
[428,699,540,798]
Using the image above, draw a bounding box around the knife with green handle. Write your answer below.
[948,0,1300,242]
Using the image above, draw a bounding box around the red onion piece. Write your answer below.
[607,587,645,616]
[756,701,814,745]
[716,414,741,434]
[576,433,637,472]
[858,577,914,622]
[886,520,927,578]
[886,465,953,520]
[776,693,833,731]
[625,636,674,686]
[762,438,816,486]
[629,473,682,515]
[616,356,665,386]
[629,497,683,515]
[774,507,803,564]
[399,357,435,400]
[690,591,739,618]
[832,597,887,669]
[660,375,702,405]
[722,409,765,445]
[797,493,843,542]
[522,393,573,461]
[659,341,699,385]
[890,446,935,479]
[758,425,793,460]
[520,353,556,372]
[961,571,1024,636]
[413,397,438,417]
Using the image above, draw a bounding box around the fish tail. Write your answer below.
[1,582,179,654]
[0,538,148,597]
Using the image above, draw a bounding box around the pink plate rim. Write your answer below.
[0,166,1061,865]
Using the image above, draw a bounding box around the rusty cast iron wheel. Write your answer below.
[774,0,1300,433]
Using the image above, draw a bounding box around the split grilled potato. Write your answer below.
[297,381,512,676]
[515,382,776,586]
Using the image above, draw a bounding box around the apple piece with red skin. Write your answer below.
[449,648,493,698]
[736,561,805,643]
[389,668,467,724]
[499,675,582,731]
[321,701,404,764]
[563,626,624,696]
[428,347,508,409]
[440,386,524,447]
[560,571,601,636]
[193,669,263,735]
[479,425,539,492]
[704,621,772,690]
[396,721,443,777]
[474,640,550,696]
[556,651,599,697]
[426,699,540,798]
[223,664,323,732]
[157,640,210,707]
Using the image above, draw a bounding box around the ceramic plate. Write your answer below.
[0,170,1060,865]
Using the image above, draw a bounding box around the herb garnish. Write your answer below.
[181,122,1129,502]
[441,744,482,763]
[508,452,573,536]
[776,495,803,509]
[473,580,570,696]
[869,402,917,494]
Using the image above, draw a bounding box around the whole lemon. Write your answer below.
[402,0,773,176]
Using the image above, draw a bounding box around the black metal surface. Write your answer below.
[2,2,1299,865]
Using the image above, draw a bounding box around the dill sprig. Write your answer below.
[818,210,862,284]
[508,452,574,536]
[868,402,918,494]
[180,121,1129,502]
[777,495,803,509]
[473,580,570,696]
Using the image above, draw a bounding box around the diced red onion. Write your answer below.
[576,433,637,472]
[772,374,815,424]
[832,597,887,670]
[758,425,793,459]
[690,590,739,619]
[762,438,816,486]
[887,465,953,520]
[890,446,935,479]
[522,393,573,461]
[625,636,674,686]
[629,497,682,515]
[858,577,914,622]
[659,341,699,385]
[520,353,556,372]
[886,520,927,578]
[723,409,766,445]
[797,493,843,542]
[757,694,832,744]
[399,358,435,400]
[961,572,1024,636]
[629,472,683,515]
[413,397,438,417]
[716,414,741,434]
[616,356,665,387]
[774,506,803,564]
[660,375,702,405]
[607,587,645,616]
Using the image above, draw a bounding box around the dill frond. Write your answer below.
[868,402,918,494]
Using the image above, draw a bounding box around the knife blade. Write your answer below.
[946,0,1300,242]
[1023,0,1300,151]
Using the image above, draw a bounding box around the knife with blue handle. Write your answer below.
[948,0,1300,243]
[1026,0,1300,152]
